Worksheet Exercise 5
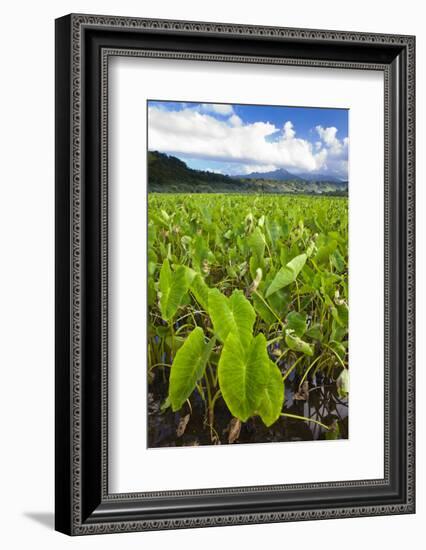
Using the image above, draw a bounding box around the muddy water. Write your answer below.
[147,368,348,448]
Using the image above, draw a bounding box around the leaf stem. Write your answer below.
[298,354,323,388]
[253,290,283,327]
[281,413,330,430]
[282,354,304,381]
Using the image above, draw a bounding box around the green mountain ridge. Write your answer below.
[148,151,348,196]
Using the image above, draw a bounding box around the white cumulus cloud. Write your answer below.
[148,106,348,178]
[229,114,243,127]
[314,125,349,178]
[199,103,234,116]
[283,121,296,140]
[316,125,348,156]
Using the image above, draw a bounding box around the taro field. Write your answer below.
[147,193,349,447]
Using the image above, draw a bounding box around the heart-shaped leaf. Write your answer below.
[266,253,307,297]
[168,327,214,411]
[159,259,190,321]
[218,332,269,422]
[257,360,284,427]
[208,289,255,349]
[190,272,210,312]
[248,226,266,262]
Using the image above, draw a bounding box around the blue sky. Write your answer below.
[148,100,349,179]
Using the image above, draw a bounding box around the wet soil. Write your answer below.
[148,368,348,448]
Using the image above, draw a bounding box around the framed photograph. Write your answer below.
[55,14,415,535]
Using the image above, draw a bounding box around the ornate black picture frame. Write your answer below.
[55,14,415,535]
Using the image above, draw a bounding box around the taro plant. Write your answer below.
[166,279,285,432]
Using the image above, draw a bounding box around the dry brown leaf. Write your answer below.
[228,418,241,444]
[294,380,310,401]
[176,414,190,437]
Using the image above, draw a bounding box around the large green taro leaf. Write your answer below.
[190,273,210,312]
[168,327,214,411]
[248,226,266,262]
[208,289,255,349]
[159,260,190,321]
[266,253,307,297]
[257,360,284,427]
[218,332,269,422]
[265,217,283,248]
[191,235,212,272]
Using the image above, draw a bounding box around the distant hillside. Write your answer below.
[297,172,346,184]
[233,167,305,182]
[148,151,348,195]
[235,168,346,185]
[148,151,235,189]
